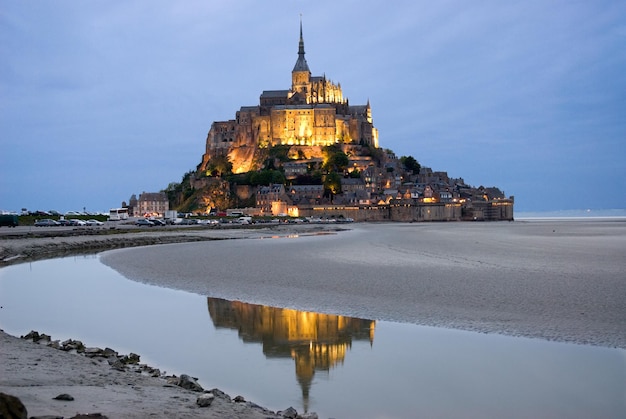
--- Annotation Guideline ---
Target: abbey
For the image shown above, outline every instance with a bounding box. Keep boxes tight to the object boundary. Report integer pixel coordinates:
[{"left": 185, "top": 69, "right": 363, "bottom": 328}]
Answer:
[
  {"left": 191, "top": 22, "right": 514, "bottom": 222},
  {"left": 200, "top": 22, "right": 379, "bottom": 174}
]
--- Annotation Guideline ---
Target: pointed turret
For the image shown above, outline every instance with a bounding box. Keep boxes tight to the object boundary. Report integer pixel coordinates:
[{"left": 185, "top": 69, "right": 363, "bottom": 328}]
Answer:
[
  {"left": 292, "top": 18, "right": 310, "bottom": 73},
  {"left": 292, "top": 17, "right": 311, "bottom": 100}
]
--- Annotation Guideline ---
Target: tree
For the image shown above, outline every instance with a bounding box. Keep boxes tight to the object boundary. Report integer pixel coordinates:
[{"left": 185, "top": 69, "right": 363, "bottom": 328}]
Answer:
[
  {"left": 249, "top": 169, "right": 285, "bottom": 186},
  {"left": 323, "top": 172, "right": 342, "bottom": 202},
  {"left": 348, "top": 168, "right": 361, "bottom": 179},
  {"left": 293, "top": 172, "right": 323, "bottom": 185},
  {"left": 400, "top": 155, "right": 421, "bottom": 174},
  {"left": 322, "top": 145, "right": 349, "bottom": 172},
  {"left": 206, "top": 155, "right": 233, "bottom": 177}
]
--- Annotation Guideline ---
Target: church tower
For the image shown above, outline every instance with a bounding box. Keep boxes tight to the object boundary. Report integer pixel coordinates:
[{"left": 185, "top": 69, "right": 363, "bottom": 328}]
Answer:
[{"left": 291, "top": 18, "right": 311, "bottom": 102}]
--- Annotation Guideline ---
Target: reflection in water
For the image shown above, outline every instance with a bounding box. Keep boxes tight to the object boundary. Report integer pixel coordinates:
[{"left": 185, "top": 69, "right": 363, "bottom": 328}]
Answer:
[{"left": 207, "top": 297, "right": 375, "bottom": 412}]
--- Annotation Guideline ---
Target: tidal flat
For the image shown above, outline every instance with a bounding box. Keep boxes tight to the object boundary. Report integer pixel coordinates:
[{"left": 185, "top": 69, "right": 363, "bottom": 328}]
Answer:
[{"left": 1, "top": 220, "right": 625, "bottom": 418}]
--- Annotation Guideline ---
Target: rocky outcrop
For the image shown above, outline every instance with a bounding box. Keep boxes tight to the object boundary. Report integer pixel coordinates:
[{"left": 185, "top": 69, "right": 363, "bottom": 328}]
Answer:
[
  {"left": 173, "top": 374, "right": 204, "bottom": 392},
  {"left": 0, "top": 392, "right": 27, "bottom": 419},
  {"left": 196, "top": 393, "right": 215, "bottom": 407}
]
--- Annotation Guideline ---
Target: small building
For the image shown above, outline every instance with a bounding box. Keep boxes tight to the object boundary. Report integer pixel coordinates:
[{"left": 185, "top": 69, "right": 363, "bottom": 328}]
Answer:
[
  {"left": 135, "top": 192, "right": 169, "bottom": 217},
  {"left": 256, "top": 184, "right": 290, "bottom": 214},
  {"left": 287, "top": 184, "right": 324, "bottom": 205}
]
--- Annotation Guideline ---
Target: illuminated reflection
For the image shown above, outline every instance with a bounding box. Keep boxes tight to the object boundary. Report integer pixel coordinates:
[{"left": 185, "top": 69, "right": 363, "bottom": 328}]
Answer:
[{"left": 207, "top": 298, "right": 375, "bottom": 411}]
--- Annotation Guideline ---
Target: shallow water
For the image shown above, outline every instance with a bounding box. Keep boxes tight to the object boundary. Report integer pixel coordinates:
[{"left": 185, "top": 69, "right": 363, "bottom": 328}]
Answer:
[{"left": 1, "top": 254, "right": 625, "bottom": 418}]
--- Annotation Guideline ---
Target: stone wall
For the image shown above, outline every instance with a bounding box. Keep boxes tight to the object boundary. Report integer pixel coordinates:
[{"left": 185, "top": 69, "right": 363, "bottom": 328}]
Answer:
[{"left": 298, "top": 200, "right": 513, "bottom": 222}]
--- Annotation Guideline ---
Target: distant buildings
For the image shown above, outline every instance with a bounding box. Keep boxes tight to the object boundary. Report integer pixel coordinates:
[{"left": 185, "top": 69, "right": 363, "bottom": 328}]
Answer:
[{"left": 125, "top": 192, "right": 169, "bottom": 217}]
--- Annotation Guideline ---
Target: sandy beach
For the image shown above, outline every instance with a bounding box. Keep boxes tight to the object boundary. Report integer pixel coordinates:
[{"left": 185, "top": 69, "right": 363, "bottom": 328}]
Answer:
[{"left": 1, "top": 220, "right": 625, "bottom": 418}]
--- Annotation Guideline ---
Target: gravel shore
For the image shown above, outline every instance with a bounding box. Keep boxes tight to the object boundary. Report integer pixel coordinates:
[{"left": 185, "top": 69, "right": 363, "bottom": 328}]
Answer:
[{"left": 1, "top": 224, "right": 337, "bottom": 419}]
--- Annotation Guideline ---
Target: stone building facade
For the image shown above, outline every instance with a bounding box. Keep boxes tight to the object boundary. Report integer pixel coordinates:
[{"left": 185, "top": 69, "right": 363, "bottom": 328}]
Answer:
[
  {"left": 200, "top": 21, "right": 379, "bottom": 174},
  {"left": 135, "top": 192, "right": 169, "bottom": 217}
]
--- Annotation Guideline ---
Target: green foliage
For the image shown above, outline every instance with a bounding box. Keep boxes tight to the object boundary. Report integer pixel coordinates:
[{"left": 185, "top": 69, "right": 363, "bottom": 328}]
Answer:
[
  {"left": 226, "top": 168, "right": 286, "bottom": 186},
  {"left": 263, "top": 144, "right": 292, "bottom": 169},
  {"left": 249, "top": 169, "right": 285, "bottom": 186},
  {"left": 322, "top": 145, "right": 349, "bottom": 172},
  {"left": 292, "top": 171, "right": 323, "bottom": 185},
  {"left": 362, "top": 145, "right": 384, "bottom": 165},
  {"left": 269, "top": 145, "right": 292, "bottom": 162},
  {"left": 165, "top": 170, "right": 196, "bottom": 209},
  {"left": 226, "top": 173, "right": 250, "bottom": 184},
  {"left": 205, "top": 155, "right": 233, "bottom": 177},
  {"left": 400, "top": 155, "right": 421, "bottom": 174},
  {"left": 323, "top": 172, "right": 342, "bottom": 198},
  {"left": 348, "top": 169, "right": 361, "bottom": 179}
]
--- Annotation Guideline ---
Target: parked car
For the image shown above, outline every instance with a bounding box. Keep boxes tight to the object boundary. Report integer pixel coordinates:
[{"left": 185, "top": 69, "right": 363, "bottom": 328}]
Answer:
[
  {"left": 69, "top": 219, "right": 87, "bottom": 226},
  {"left": 57, "top": 219, "right": 72, "bottom": 226},
  {"left": 135, "top": 218, "right": 154, "bottom": 226},
  {"left": 34, "top": 219, "right": 60, "bottom": 227},
  {"left": 85, "top": 219, "right": 104, "bottom": 226},
  {"left": 148, "top": 218, "right": 166, "bottom": 226}
]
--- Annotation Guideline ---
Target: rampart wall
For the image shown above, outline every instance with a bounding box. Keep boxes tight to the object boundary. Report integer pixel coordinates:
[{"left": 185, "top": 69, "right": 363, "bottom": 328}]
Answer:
[{"left": 298, "top": 200, "right": 513, "bottom": 222}]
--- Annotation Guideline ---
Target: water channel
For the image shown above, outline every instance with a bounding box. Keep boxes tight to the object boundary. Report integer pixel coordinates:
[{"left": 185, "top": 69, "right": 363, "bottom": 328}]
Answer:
[{"left": 1, "top": 253, "right": 624, "bottom": 418}]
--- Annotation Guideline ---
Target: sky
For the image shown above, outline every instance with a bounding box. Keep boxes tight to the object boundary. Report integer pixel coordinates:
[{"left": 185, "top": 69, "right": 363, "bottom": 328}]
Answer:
[{"left": 1, "top": 0, "right": 625, "bottom": 214}]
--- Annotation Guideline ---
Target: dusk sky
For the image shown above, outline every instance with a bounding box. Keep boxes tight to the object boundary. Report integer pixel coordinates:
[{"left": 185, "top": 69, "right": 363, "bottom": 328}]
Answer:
[{"left": 1, "top": 1, "right": 625, "bottom": 214}]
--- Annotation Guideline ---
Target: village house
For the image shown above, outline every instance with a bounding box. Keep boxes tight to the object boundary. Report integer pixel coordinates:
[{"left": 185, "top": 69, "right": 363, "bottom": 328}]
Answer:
[{"left": 135, "top": 192, "right": 169, "bottom": 217}]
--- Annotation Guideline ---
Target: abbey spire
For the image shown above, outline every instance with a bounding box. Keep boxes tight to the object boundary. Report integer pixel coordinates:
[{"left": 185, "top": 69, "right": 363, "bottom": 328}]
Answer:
[
  {"left": 292, "top": 18, "right": 310, "bottom": 73},
  {"left": 291, "top": 18, "right": 311, "bottom": 97}
]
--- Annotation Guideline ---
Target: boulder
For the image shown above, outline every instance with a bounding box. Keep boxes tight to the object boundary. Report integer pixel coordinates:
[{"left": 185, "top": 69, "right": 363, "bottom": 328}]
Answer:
[
  {"left": 209, "top": 388, "right": 231, "bottom": 402},
  {"left": 119, "top": 353, "right": 140, "bottom": 364},
  {"left": 102, "top": 347, "right": 118, "bottom": 358},
  {"left": 107, "top": 358, "right": 125, "bottom": 371},
  {"left": 233, "top": 395, "right": 246, "bottom": 403},
  {"left": 279, "top": 406, "right": 298, "bottom": 418},
  {"left": 0, "top": 392, "right": 27, "bottom": 419},
  {"left": 61, "top": 339, "right": 85, "bottom": 352},
  {"left": 21, "top": 330, "right": 40, "bottom": 341},
  {"left": 38, "top": 333, "right": 52, "bottom": 343},
  {"left": 196, "top": 393, "right": 215, "bottom": 407},
  {"left": 47, "top": 340, "right": 61, "bottom": 349},
  {"left": 176, "top": 374, "right": 204, "bottom": 392},
  {"left": 84, "top": 347, "right": 104, "bottom": 357},
  {"left": 127, "top": 352, "right": 141, "bottom": 364},
  {"left": 53, "top": 393, "right": 74, "bottom": 401}
]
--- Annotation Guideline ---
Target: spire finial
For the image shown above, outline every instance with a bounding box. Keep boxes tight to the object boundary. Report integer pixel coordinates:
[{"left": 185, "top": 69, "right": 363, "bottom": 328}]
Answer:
[
  {"left": 298, "top": 14, "right": 305, "bottom": 56},
  {"left": 293, "top": 14, "right": 310, "bottom": 73}
]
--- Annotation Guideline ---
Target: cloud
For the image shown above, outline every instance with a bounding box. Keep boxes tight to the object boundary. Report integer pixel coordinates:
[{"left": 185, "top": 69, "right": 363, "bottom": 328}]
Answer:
[{"left": 1, "top": 0, "right": 625, "bottom": 212}]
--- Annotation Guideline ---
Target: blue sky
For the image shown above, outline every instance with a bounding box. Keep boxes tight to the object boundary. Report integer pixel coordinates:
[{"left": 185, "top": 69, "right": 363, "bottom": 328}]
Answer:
[{"left": 1, "top": 1, "right": 625, "bottom": 213}]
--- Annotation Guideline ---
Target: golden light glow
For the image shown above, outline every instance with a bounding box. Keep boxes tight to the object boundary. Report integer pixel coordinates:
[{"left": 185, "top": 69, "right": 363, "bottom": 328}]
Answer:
[{"left": 207, "top": 297, "right": 376, "bottom": 410}]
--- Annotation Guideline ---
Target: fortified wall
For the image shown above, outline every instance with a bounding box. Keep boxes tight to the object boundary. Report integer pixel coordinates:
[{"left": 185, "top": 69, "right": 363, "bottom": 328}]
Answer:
[{"left": 297, "top": 200, "right": 514, "bottom": 222}]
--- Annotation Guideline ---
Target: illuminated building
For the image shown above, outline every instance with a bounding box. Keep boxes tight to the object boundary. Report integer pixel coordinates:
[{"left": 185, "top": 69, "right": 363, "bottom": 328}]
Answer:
[{"left": 200, "top": 20, "right": 379, "bottom": 174}]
